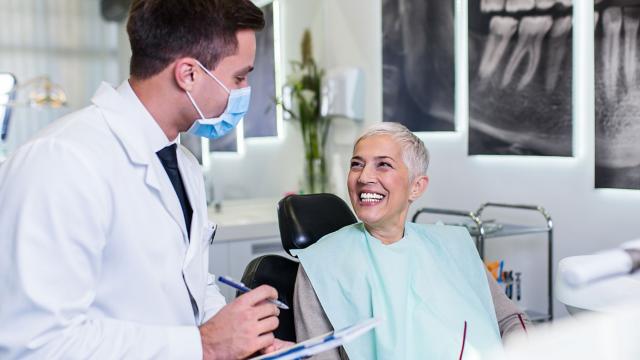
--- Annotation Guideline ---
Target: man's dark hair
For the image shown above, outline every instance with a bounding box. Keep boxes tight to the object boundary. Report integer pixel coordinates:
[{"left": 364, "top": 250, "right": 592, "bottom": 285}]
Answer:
[{"left": 127, "top": 0, "right": 265, "bottom": 79}]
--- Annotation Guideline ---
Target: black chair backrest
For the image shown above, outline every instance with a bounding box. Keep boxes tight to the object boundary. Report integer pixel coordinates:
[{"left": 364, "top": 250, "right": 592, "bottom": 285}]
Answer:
[
  {"left": 239, "top": 254, "right": 299, "bottom": 342},
  {"left": 277, "top": 193, "right": 358, "bottom": 255}
]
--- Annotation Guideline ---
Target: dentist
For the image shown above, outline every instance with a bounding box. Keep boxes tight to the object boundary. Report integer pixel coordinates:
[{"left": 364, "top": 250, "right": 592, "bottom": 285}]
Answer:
[{"left": 0, "top": 0, "right": 286, "bottom": 358}]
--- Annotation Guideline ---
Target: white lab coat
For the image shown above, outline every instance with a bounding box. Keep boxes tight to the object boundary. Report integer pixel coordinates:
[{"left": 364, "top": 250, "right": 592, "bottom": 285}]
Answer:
[{"left": 0, "top": 81, "right": 226, "bottom": 359}]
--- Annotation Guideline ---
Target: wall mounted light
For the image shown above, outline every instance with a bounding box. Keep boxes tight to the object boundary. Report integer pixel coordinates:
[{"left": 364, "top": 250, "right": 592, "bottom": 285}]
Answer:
[
  {"left": 0, "top": 73, "right": 17, "bottom": 142},
  {"left": 0, "top": 73, "right": 68, "bottom": 162},
  {"left": 3, "top": 75, "right": 68, "bottom": 109}
]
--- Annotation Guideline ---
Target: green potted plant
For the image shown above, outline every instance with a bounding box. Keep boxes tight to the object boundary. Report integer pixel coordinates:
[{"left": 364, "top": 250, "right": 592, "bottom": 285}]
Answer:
[{"left": 282, "top": 29, "right": 330, "bottom": 194}]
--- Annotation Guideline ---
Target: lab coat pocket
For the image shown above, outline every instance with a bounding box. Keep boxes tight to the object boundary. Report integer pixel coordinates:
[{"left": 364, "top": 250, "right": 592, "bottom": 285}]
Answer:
[{"left": 203, "top": 221, "right": 217, "bottom": 246}]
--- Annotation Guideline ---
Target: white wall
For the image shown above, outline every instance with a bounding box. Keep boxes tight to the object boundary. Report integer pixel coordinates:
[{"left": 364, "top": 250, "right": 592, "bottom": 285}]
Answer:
[
  {"left": 208, "top": 0, "right": 325, "bottom": 200},
  {"left": 320, "top": 0, "right": 640, "bottom": 318},
  {"left": 84, "top": 0, "right": 640, "bottom": 320}
]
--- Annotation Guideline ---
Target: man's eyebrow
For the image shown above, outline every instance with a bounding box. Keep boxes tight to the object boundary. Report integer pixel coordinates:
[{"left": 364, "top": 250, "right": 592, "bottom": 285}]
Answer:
[{"left": 234, "top": 66, "right": 254, "bottom": 76}]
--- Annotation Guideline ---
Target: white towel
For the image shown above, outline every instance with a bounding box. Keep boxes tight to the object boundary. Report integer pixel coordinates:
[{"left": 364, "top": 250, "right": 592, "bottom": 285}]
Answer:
[
  {"left": 621, "top": 238, "right": 640, "bottom": 251},
  {"left": 559, "top": 250, "right": 633, "bottom": 287}
]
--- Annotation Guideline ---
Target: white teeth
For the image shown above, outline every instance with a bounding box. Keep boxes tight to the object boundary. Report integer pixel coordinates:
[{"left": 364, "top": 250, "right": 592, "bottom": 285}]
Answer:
[
  {"left": 545, "top": 15, "right": 572, "bottom": 92},
  {"left": 360, "top": 192, "right": 384, "bottom": 201},
  {"left": 478, "top": 16, "right": 519, "bottom": 80},
  {"left": 501, "top": 16, "right": 553, "bottom": 90},
  {"left": 505, "top": 0, "right": 535, "bottom": 13},
  {"left": 623, "top": 7, "right": 640, "bottom": 91},
  {"left": 603, "top": 7, "right": 622, "bottom": 101},
  {"left": 535, "top": 0, "right": 555, "bottom": 10},
  {"left": 483, "top": 0, "right": 572, "bottom": 12},
  {"left": 481, "top": 0, "right": 506, "bottom": 13},
  {"left": 550, "top": 14, "right": 573, "bottom": 37}
]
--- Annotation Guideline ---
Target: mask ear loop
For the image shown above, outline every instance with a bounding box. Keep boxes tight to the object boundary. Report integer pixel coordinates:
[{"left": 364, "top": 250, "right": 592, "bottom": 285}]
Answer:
[
  {"left": 195, "top": 60, "right": 230, "bottom": 94},
  {"left": 185, "top": 91, "right": 207, "bottom": 120}
]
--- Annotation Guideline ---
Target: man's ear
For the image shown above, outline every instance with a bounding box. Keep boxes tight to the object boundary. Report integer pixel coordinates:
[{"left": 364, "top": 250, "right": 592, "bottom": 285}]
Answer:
[
  {"left": 408, "top": 175, "right": 429, "bottom": 202},
  {"left": 174, "top": 58, "right": 198, "bottom": 92}
]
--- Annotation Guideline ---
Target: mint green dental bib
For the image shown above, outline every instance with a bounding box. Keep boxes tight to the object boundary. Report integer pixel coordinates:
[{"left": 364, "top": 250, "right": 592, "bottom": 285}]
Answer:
[{"left": 292, "top": 223, "right": 502, "bottom": 359}]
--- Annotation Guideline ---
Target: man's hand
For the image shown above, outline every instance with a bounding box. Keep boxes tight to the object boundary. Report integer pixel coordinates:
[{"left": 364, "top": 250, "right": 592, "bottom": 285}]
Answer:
[
  {"left": 261, "top": 338, "right": 295, "bottom": 354},
  {"left": 199, "top": 285, "right": 280, "bottom": 360}
]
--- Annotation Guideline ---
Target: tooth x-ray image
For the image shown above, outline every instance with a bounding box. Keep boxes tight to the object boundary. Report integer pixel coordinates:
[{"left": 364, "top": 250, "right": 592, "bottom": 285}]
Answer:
[
  {"left": 595, "top": 2, "right": 640, "bottom": 189},
  {"left": 244, "top": 2, "right": 277, "bottom": 138},
  {"left": 468, "top": 1, "right": 573, "bottom": 156},
  {"left": 382, "top": 0, "right": 455, "bottom": 132}
]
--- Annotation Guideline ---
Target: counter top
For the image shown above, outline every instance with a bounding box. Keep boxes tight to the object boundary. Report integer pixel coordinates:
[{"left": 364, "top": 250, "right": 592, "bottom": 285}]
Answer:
[{"left": 207, "top": 198, "right": 280, "bottom": 242}]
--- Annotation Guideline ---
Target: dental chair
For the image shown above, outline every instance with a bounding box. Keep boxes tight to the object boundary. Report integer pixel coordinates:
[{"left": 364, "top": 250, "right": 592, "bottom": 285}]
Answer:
[{"left": 238, "top": 193, "right": 357, "bottom": 341}]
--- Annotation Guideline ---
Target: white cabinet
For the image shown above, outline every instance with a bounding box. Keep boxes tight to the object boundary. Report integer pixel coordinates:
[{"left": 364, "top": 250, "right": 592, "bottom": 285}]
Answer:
[
  {"left": 206, "top": 199, "right": 290, "bottom": 303},
  {"left": 209, "top": 223, "right": 290, "bottom": 303}
]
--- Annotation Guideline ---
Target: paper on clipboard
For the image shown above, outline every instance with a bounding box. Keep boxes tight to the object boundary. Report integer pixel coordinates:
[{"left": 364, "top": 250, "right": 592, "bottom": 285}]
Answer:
[{"left": 251, "top": 317, "right": 381, "bottom": 360}]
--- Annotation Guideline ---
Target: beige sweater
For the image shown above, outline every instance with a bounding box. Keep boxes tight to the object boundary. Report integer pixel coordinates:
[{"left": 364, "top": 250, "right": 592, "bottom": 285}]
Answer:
[{"left": 293, "top": 266, "right": 529, "bottom": 360}]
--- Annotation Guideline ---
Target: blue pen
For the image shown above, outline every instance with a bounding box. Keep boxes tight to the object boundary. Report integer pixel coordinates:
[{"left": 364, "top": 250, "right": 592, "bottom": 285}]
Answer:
[
  {"left": 497, "top": 260, "right": 504, "bottom": 283},
  {"left": 217, "top": 276, "right": 290, "bottom": 310}
]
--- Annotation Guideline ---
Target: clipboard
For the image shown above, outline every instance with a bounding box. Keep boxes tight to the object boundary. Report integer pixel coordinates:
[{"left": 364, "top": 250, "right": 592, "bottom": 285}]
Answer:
[{"left": 251, "top": 317, "right": 381, "bottom": 360}]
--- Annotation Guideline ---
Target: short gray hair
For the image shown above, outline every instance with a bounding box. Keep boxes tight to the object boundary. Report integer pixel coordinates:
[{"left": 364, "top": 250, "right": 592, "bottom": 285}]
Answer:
[{"left": 354, "top": 122, "right": 429, "bottom": 180}]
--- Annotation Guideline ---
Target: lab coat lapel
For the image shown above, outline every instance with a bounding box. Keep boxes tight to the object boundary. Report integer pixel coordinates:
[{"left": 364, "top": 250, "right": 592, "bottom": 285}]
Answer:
[
  {"left": 177, "top": 146, "right": 206, "bottom": 320},
  {"left": 151, "top": 158, "right": 190, "bottom": 243},
  {"left": 177, "top": 146, "right": 202, "bottom": 254},
  {"left": 92, "top": 82, "right": 189, "bottom": 244}
]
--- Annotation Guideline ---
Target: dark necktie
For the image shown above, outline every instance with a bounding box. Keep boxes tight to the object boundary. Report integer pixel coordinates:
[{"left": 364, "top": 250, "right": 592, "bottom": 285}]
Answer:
[
  {"left": 157, "top": 144, "right": 199, "bottom": 321},
  {"left": 156, "top": 144, "right": 193, "bottom": 238}
]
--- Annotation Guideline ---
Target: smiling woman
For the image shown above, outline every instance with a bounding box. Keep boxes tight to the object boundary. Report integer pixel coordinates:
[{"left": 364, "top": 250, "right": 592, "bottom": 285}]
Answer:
[
  {"left": 290, "top": 122, "right": 530, "bottom": 359},
  {"left": 347, "top": 123, "right": 429, "bottom": 244}
]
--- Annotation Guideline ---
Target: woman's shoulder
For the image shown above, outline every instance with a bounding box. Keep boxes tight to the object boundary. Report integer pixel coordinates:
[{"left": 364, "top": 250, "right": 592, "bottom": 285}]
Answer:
[
  {"left": 409, "top": 222, "right": 483, "bottom": 263},
  {"left": 322, "top": 222, "right": 364, "bottom": 241},
  {"left": 292, "top": 222, "right": 365, "bottom": 257},
  {"left": 409, "top": 222, "right": 472, "bottom": 239},
  {"left": 409, "top": 222, "right": 477, "bottom": 250}
]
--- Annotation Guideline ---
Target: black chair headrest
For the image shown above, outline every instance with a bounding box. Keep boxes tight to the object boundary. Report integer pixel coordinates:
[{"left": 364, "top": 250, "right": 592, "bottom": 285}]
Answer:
[
  {"left": 239, "top": 255, "right": 299, "bottom": 342},
  {"left": 278, "top": 193, "right": 357, "bottom": 256}
]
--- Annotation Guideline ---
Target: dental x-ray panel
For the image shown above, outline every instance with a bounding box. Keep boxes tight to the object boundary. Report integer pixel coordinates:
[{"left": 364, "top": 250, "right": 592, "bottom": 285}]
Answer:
[
  {"left": 243, "top": 2, "right": 277, "bottom": 138},
  {"left": 595, "top": 0, "right": 640, "bottom": 189},
  {"left": 382, "top": 0, "right": 455, "bottom": 131},
  {"left": 468, "top": 0, "right": 573, "bottom": 156},
  {"left": 180, "top": 128, "right": 238, "bottom": 160},
  {"left": 207, "top": 128, "right": 239, "bottom": 153},
  {"left": 200, "top": 1, "right": 276, "bottom": 153},
  {"left": 179, "top": 133, "right": 204, "bottom": 165}
]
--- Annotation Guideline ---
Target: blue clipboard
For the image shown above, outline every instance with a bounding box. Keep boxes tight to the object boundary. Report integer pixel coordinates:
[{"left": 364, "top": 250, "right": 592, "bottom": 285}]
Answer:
[{"left": 251, "top": 317, "right": 381, "bottom": 360}]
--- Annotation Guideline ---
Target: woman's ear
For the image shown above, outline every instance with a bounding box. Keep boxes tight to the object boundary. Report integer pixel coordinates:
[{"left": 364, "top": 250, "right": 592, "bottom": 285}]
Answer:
[
  {"left": 174, "top": 58, "right": 198, "bottom": 92},
  {"left": 409, "top": 175, "right": 429, "bottom": 202}
]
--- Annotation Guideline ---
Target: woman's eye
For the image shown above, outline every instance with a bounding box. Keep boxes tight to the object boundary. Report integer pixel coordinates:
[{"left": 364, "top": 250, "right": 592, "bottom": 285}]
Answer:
[
  {"left": 235, "top": 76, "right": 246, "bottom": 84},
  {"left": 350, "top": 161, "right": 363, "bottom": 168},
  {"left": 378, "top": 162, "right": 392, "bottom": 168}
]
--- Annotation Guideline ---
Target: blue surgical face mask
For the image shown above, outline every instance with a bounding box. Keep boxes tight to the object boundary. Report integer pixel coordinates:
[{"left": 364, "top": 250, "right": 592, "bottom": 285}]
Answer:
[{"left": 185, "top": 60, "right": 251, "bottom": 139}]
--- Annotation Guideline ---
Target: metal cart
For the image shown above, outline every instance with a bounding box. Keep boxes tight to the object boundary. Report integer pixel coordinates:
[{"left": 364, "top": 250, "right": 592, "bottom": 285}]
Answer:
[{"left": 412, "top": 202, "right": 553, "bottom": 323}]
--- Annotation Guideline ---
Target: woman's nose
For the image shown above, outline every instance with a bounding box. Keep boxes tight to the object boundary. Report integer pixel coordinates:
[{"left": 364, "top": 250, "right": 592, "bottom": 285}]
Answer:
[{"left": 357, "top": 165, "right": 376, "bottom": 184}]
